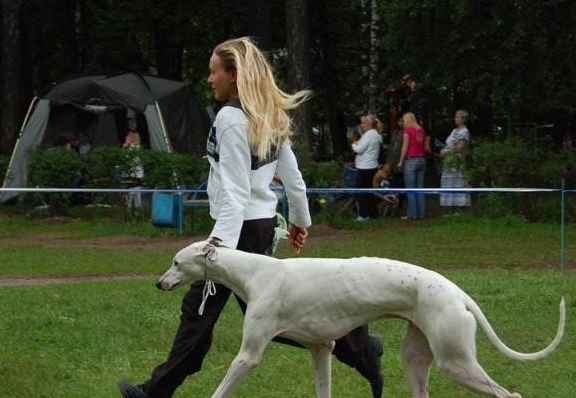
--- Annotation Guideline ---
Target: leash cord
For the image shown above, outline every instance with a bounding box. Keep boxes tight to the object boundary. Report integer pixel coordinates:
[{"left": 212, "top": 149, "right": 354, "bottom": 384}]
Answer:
[{"left": 198, "top": 279, "right": 216, "bottom": 316}]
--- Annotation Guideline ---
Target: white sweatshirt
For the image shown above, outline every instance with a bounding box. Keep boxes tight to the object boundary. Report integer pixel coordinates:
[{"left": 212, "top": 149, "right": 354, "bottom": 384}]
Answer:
[
  {"left": 352, "top": 128, "right": 382, "bottom": 169},
  {"left": 206, "top": 103, "right": 311, "bottom": 249}
]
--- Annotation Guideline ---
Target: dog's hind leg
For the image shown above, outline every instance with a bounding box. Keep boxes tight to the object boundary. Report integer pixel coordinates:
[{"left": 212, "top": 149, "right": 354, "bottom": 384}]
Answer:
[
  {"left": 401, "top": 322, "right": 433, "bottom": 398},
  {"left": 430, "top": 310, "right": 522, "bottom": 398},
  {"left": 306, "top": 341, "right": 335, "bottom": 398}
]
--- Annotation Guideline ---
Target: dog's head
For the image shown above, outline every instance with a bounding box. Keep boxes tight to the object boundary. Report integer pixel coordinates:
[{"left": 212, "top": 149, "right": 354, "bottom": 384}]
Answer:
[{"left": 156, "top": 240, "right": 218, "bottom": 291}]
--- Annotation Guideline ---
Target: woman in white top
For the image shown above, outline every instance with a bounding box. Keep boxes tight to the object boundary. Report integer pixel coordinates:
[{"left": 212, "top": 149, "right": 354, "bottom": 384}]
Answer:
[
  {"left": 352, "top": 114, "right": 383, "bottom": 220},
  {"left": 119, "top": 37, "right": 383, "bottom": 398}
]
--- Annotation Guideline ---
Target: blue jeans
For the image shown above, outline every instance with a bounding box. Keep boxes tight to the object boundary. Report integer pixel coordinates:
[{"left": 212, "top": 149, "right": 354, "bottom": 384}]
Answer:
[{"left": 403, "top": 157, "right": 426, "bottom": 219}]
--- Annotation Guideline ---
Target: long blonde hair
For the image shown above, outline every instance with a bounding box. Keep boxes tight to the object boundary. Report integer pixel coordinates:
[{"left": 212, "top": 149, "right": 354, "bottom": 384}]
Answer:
[
  {"left": 213, "top": 37, "right": 312, "bottom": 159},
  {"left": 402, "top": 112, "right": 421, "bottom": 129}
]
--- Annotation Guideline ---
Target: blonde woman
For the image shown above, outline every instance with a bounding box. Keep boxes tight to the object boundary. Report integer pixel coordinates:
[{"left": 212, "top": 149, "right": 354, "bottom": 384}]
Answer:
[
  {"left": 352, "top": 114, "right": 383, "bottom": 220},
  {"left": 398, "top": 112, "right": 429, "bottom": 219},
  {"left": 119, "top": 37, "right": 383, "bottom": 398}
]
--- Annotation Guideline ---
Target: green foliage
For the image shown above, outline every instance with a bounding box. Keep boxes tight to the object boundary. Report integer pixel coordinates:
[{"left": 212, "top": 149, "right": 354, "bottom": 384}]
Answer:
[
  {"left": 466, "top": 139, "right": 576, "bottom": 221},
  {"left": 84, "top": 147, "right": 208, "bottom": 189},
  {"left": 139, "top": 150, "right": 209, "bottom": 188},
  {"left": 27, "top": 147, "right": 208, "bottom": 214},
  {"left": 5, "top": 0, "right": 576, "bottom": 160},
  {"left": 377, "top": 0, "right": 576, "bottom": 137},
  {"left": 28, "top": 147, "right": 86, "bottom": 213},
  {"left": 467, "top": 138, "right": 575, "bottom": 188},
  {"left": 29, "top": 148, "right": 85, "bottom": 188},
  {"left": 83, "top": 147, "right": 129, "bottom": 187},
  {"left": 301, "top": 161, "right": 343, "bottom": 188}
]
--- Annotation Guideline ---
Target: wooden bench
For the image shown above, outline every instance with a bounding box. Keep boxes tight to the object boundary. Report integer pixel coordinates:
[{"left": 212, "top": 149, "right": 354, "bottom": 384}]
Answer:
[{"left": 176, "top": 181, "right": 210, "bottom": 236}]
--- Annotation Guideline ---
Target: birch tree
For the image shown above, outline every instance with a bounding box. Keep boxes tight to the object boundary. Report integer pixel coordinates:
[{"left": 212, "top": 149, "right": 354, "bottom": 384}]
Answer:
[
  {"left": 286, "top": 0, "right": 311, "bottom": 143},
  {"left": 360, "top": 0, "right": 380, "bottom": 116}
]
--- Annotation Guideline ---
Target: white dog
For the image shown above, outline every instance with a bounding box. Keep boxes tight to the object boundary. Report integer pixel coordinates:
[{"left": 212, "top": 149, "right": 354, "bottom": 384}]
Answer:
[{"left": 157, "top": 241, "right": 565, "bottom": 398}]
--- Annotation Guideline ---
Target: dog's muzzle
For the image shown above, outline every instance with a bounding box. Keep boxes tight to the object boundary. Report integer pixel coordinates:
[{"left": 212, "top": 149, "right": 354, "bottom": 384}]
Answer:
[{"left": 155, "top": 279, "right": 180, "bottom": 291}]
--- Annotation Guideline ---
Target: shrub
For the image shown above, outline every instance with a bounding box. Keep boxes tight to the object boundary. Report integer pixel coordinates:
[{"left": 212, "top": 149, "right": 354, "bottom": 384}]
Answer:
[
  {"left": 83, "top": 147, "right": 208, "bottom": 189},
  {"left": 301, "top": 161, "right": 343, "bottom": 188},
  {"left": 139, "top": 150, "right": 208, "bottom": 188},
  {"left": 83, "top": 147, "right": 129, "bottom": 188},
  {"left": 28, "top": 147, "right": 87, "bottom": 213},
  {"left": 467, "top": 139, "right": 576, "bottom": 221},
  {"left": 27, "top": 147, "right": 209, "bottom": 214}
]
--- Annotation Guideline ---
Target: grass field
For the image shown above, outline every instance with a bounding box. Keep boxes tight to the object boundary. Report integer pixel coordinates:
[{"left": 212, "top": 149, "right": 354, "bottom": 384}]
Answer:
[{"left": 0, "top": 211, "right": 574, "bottom": 398}]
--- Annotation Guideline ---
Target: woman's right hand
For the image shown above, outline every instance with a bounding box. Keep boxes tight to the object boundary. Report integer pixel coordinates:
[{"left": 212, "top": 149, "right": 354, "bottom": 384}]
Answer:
[{"left": 288, "top": 224, "right": 308, "bottom": 254}]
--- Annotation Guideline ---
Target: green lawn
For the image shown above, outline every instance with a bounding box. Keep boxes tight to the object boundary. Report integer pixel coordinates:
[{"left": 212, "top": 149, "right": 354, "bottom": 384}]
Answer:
[{"left": 0, "top": 213, "right": 574, "bottom": 397}]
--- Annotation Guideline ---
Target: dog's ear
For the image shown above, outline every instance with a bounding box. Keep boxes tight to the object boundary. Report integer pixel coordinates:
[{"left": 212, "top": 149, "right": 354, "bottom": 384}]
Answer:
[{"left": 202, "top": 243, "right": 218, "bottom": 262}]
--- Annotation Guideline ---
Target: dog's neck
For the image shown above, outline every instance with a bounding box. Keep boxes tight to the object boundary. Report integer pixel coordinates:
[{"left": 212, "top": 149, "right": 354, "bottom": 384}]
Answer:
[
  {"left": 202, "top": 247, "right": 275, "bottom": 303},
  {"left": 202, "top": 248, "right": 248, "bottom": 302}
]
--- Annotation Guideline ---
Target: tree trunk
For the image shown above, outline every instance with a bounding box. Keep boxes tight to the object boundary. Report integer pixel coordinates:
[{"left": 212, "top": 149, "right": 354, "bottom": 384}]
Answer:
[
  {"left": 246, "top": 0, "right": 272, "bottom": 51},
  {"left": 318, "top": 3, "right": 348, "bottom": 158},
  {"left": 360, "top": 0, "right": 380, "bottom": 116},
  {"left": 286, "top": 0, "right": 311, "bottom": 144},
  {"left": 0, "top": 0, "right": 25, "bottom": 156},
  {"left": 154, "top": 25, "right": 184, "bottom": 80},
  {"left": 152, "top": 3, "right": 186, "bottom": 80}
]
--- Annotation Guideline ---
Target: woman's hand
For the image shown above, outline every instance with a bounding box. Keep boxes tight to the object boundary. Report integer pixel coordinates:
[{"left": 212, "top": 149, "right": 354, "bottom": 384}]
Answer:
[{"left": 288, "top": 224, "right": 308, "bottom": 254}]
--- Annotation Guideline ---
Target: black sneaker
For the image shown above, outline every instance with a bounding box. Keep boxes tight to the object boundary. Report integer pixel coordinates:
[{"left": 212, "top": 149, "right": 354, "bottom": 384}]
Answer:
[
  {"left": 368, "top": 371, "right": 384, "bottom": 398},
  {"left": 118, "top": 379, "right": 148, "bottom": 398}
]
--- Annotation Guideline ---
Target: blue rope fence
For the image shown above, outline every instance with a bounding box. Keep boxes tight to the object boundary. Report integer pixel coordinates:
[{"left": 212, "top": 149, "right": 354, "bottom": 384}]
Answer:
[{"left": 0, "top": 186, "right": 570, "bottom": 195}]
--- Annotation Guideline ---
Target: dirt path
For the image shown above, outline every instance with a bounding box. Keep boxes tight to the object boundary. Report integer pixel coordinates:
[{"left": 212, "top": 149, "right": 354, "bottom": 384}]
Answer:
[
  {"left": 0, "top": 224, "right": 358, "bottom": 286},
  {"left": 0, "top": 223, "right": 352, "bottom": 250},
  {"left": 0, "top": 274, "right": 155, "bottom": 286}
]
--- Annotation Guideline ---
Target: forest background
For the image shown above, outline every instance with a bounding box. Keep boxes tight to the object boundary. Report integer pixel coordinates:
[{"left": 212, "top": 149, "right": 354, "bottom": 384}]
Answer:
[{"left": 1, "top": 0, "right": 575, "bottom": 161}]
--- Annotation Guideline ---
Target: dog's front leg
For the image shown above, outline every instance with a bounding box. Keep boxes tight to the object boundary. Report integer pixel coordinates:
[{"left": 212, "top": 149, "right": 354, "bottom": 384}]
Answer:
[
  {"left": 209, "top": 319, "right": 276, "bottom": 398},
  {"left": 306, "top": 341, "right": 335, "bottom": 398}
]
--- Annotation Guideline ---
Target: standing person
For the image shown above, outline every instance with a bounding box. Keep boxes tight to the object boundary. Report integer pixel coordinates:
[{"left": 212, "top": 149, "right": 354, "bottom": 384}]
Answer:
[
  {"left": 118, "top": 37, "right": 383, "bottom": 398},
  {"left": 386, "top": 117, "right": 406, "bottom": 213},
  {"left": 440, "top": 110, "right": 471, "bottom": 215},
  {"left": 75, "top": 132, "right": 92, "bottom": 156},
  {"left": 352, "top": 114, "right": 383, "bottom": 221},
  {"left": 122, "top": 128, "right": 144, "bottom": 208},
  {"left": 398, "top": 112, "right": 428, "bottom": 219}
]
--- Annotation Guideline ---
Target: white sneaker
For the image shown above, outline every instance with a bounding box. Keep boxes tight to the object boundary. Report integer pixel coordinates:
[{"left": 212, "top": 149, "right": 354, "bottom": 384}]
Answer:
[{"left": 356, "top": 216, "right": 368, "bottom": 222}]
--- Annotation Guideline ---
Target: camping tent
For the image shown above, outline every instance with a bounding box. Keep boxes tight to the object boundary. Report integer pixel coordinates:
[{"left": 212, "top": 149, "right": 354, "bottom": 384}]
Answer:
[{"left": 0, "top": 72, "right": 211, "bottom": 203}]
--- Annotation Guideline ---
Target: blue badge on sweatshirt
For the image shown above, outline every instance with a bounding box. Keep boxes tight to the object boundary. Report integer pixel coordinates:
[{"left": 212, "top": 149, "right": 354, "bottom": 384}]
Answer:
[{"left": 207, "top": 126, "right": 217, "bottom": 159}]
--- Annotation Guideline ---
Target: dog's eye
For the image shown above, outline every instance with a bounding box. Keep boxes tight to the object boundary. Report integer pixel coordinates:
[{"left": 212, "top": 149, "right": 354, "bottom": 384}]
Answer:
[{"left": 173, "top": 260, "right": 180, "bottom": 269}]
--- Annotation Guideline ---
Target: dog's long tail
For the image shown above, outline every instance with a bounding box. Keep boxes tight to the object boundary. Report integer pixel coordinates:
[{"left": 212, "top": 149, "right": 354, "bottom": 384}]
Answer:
[{"left": 467, "top": 296, "right": 565, "bottom": 361}]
